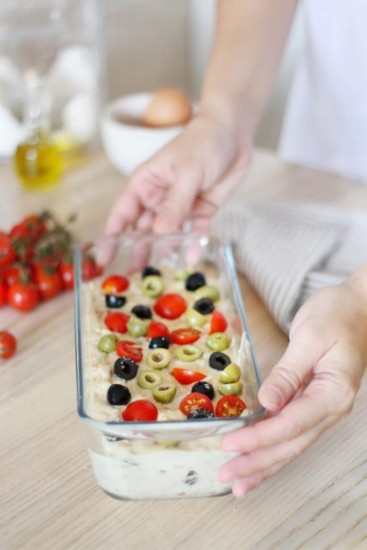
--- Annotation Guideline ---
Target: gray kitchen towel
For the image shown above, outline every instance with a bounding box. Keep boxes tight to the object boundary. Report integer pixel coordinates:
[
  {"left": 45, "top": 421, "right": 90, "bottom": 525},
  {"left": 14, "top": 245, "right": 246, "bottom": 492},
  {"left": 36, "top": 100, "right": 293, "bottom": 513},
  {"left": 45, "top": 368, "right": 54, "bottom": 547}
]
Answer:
[{"left": 213, "top": 201, "right": 367, "bottom": 333}]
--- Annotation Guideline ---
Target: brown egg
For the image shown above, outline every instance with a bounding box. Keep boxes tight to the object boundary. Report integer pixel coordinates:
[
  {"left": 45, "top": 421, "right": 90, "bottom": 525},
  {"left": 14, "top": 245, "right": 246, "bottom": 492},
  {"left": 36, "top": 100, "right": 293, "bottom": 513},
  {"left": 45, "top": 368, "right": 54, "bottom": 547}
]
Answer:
[{"left": 143, "top": 88, "right": 192, "bottom": 128}]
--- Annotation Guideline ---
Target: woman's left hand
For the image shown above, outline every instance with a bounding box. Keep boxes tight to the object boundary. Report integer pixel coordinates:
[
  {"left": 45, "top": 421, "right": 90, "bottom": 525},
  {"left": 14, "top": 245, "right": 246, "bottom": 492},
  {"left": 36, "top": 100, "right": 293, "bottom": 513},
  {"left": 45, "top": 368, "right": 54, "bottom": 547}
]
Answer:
[{"left": 219, "top": 281, "right": 367, "bottom": 497}]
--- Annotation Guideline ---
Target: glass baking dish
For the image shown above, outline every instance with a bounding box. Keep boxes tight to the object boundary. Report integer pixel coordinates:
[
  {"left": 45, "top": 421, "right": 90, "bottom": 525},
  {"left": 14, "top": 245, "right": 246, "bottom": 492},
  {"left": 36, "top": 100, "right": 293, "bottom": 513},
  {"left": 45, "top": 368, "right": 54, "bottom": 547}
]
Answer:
[{"left": 74, "top": 232, "right": 264, "bottom": 500}]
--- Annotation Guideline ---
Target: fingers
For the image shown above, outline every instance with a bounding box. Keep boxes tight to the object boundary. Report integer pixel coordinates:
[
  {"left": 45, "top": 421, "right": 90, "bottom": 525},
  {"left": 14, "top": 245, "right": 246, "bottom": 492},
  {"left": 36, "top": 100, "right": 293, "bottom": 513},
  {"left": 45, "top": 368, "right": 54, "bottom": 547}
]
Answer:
[
  {"left": 104, "top": 190, "right": 142, "bottom": 235},
  {"left": 231, "top": 460, "right": 287, "bottom": 498},
  {"left": 258, "top": 327, "right": 326, "bottom": 411}
]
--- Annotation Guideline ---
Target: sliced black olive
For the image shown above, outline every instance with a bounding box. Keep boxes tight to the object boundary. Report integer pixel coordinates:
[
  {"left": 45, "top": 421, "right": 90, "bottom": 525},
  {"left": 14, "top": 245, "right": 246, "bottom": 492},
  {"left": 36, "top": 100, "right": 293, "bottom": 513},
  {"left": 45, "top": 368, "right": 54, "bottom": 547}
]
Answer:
[
  {"left": 188, "top": 409, "right": 215, "bottom": 419},
  {"left": 114, "top": 357, "right": 139, "bottom": 380},
  {"left": 131, "top": 304, "right": 152, "bottom": 319},
  {"left": 191, "top": 381, "right": 215, "bottom": 400},
  {"left": 142, "top": 266, "right": 161, "bottom": 279},
  {"left": 107, "top": 384, "right": 131, "bottom": 405},
  {"left": 148, "top": 336, "right": 170, "bottom": 349},
  {"left": 185, "top": 272, "right": 206, "bottom": 291},
  {"left": 105, "top": 294, "right": 126, "bottom": 308},
  {"left": 193, "top": 297, "right": 214, "bottom": 315},
  {"left": 208, "top": 351, "right": 231, "bottom": 371}
]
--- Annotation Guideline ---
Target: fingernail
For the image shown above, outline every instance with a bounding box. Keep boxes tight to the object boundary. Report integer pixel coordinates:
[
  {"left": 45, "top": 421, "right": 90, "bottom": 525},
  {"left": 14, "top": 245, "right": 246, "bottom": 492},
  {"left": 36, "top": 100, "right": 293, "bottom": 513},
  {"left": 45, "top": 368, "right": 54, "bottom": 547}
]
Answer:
[{"left": 260, "top": 386, "right": 283, "bottom": 409}]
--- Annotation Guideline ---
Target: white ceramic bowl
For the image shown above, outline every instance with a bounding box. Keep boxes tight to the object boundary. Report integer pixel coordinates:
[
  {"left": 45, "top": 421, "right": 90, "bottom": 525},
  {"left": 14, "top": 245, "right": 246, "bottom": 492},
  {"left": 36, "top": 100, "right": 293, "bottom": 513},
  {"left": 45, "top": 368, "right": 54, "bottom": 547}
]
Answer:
[{"left": 101, "top": 92, "right": 185, "bottom": 176}]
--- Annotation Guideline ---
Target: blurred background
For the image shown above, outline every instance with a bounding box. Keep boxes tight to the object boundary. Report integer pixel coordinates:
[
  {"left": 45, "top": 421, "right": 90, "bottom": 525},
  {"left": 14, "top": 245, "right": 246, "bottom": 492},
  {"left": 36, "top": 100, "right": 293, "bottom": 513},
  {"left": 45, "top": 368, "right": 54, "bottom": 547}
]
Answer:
[{"left": 104, "top": 0, "right": 303, "bottom": 151}]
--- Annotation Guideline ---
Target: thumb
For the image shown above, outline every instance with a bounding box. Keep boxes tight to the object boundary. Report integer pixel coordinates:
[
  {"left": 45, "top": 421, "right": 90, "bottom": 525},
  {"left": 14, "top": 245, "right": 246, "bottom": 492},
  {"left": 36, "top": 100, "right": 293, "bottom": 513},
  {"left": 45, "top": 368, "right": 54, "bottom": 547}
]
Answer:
[
  {"left": 258, "top": 331, "right": 322, "bottom": 411},
  {"left": 153, "top": 171, "right": 202, "bottom": 234}
]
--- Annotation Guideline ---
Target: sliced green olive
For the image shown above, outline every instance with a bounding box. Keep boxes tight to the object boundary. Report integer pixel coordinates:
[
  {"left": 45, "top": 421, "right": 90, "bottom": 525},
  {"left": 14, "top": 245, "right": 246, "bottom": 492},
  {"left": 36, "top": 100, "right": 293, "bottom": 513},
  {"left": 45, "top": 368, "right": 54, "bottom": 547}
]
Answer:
[
  {"left": 127, "top": 316, "right": 148, "bottom": 338},
  {"left": 175, "top": 344, "right": 202, "bottom": 362},
  {"left": 185, "top": 308, "right": 207, "bottom": 328},
  {"left": 97, "top": 334, "right": 118, "bottom": 353},
  {"left": 137, "top": 370, "right": 162, "bottom": 389},
  {"left": 219, "top": 363, "right": 241, "bottom": 383},
  {"left": 218, "top": 382, "right": 243, "bottom": 396},
  {"left": 206, "top": 332, "right": 231, "bottom": 352},
  {"left": 146, "top": 348, "right": 171, "bottom": 369},
  {"left": 142, "top": 275, "right": 164, "bottom": 298},
  {"left": 158, "top": 440, "right": 179, "bottom": 448},
  {"left": 194, "top": 285, "right": 220, "bottom": 302},
  {"left": 152, "top": 382, "right": 177, "bottom": 403},
  {"left": 174, "top": 268, "right": 191, "bottom": 281}
]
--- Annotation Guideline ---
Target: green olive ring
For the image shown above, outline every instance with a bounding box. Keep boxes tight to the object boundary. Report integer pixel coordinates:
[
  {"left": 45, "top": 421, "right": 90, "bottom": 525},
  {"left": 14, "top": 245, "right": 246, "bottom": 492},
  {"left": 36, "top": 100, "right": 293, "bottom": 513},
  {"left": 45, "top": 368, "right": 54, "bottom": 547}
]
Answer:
[
  {"left": 137, "top": 370, "right": 163, "bottom": 389},
  {"left": 146, "top": 348, "right": 171, "bottom": 369},
  {"left": 127, "top": 316, "right": 148, "bottom": 338},
  {"left": 152, "top": 382, "right": 177, "bottom": 403},
  {"left": 218, "top": 382, "right": 243, "bottom": 396},
  {"left": 175, "top": 344, "right": 203, "bottom": 362},
  {"left": 206, "top": 332, "right": 231, "bottom": 352},
  {"left": 142, "top": 275, "right": 164, "bottom": 298},
  {"left": 219, "top": 363, "right": 241, "bottom": 383},
  {"left": 194, "top": 285, "right": 220, "bottom": 302}
]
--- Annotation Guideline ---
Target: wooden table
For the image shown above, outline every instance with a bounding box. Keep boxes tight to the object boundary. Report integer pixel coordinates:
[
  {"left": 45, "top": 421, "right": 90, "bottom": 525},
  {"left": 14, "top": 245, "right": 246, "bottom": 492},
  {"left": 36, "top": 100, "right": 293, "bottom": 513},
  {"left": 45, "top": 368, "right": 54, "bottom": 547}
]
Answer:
[{"left": 1, "top": 151, "right": 367, "bottom": 550}]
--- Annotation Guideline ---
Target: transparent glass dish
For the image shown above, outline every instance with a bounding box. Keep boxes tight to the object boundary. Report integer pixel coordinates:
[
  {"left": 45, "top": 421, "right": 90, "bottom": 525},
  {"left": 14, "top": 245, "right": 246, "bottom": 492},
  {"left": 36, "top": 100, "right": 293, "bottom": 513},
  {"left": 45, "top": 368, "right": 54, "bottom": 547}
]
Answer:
[{"left": 74, "top": 233, "right": 265, "bottom": 500}]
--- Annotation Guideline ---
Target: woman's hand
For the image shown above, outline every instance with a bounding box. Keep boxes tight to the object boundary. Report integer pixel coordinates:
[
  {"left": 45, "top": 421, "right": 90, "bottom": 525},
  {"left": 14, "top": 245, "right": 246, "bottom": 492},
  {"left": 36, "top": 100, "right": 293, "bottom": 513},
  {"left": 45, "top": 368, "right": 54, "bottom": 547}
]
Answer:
[
  {"left": 105, "top": 112, "right": 251, "bottom": 236},
  {"left": 220, "top": 281, "right": 367, "bottom": 497}
]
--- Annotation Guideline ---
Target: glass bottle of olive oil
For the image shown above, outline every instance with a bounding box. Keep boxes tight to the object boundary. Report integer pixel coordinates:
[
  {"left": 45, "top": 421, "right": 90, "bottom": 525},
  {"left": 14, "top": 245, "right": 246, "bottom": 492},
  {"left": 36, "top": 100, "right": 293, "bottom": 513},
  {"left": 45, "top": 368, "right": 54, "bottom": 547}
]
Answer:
[{"left": 14, "top": 70, "right": 64, "bottom": 191}]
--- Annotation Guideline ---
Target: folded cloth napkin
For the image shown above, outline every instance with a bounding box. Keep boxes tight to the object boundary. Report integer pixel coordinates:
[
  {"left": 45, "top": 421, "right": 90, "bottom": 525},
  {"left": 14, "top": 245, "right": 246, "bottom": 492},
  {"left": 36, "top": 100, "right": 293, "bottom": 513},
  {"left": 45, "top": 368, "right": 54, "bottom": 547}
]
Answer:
[{"left": 213, "top": 201, "right": 367, "bottom": 333}]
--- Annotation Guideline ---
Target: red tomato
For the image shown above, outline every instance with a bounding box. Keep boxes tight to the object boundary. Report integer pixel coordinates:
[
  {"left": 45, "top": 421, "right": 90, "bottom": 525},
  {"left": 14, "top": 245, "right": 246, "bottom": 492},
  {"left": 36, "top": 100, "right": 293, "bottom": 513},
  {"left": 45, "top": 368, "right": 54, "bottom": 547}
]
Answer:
[
  {"left": 147, "top": 321, "right": 170, "bottom": 340},
  {"left": 209, "top": 310, "right": 228, "bottom": 335},
  {"left": 32, "top": 263, "right": 62, "bottom": 301},
  {"left": 172, "top": 368, "right": 206, "bottom": 385},
  {"left": 57, "top": 261, "right": 74, "bottom": 290},
  {"left": 0, "top": 331, "right": 17, "bottom": 359},
  {"left": 105, "top": 312, "right": 129, "bottom": 333},
  {"left": 116, "top": 340, "right": 143, "bottom": 362},
  {"left": 3, "top": 264, "right": 30, "bottom": 287},
  {"left": 122, "top": 400, "right": 158, "bottom": 422},
  {"left": 171, "top": 327, "right": 201, "bottom": 345},
  {"left": 0, "top": 280, "right": 7, "bottom": 307},
  {"left": 215, "top": 395, "right": 247, "bottom": 418},
  {"left": 179, "top": 392, "right": 214, "bottom": 416},
  {"left": 8, "top": 282, "right": 39, "bottom": 312},
  {"left": 101, "top": 274, "right": 129, "bottom": 294},
  {"left": 10, "top": 214, "right": 46, "bottom": 243},
  {"left": 0, "top": 232, "right": 16, "bottom": 268},
  {"left": 153, "top": 293, "right": 187, "bottom": 320},
  {"left": 82, "top": 257, "right": 100, "bottom": 281}
]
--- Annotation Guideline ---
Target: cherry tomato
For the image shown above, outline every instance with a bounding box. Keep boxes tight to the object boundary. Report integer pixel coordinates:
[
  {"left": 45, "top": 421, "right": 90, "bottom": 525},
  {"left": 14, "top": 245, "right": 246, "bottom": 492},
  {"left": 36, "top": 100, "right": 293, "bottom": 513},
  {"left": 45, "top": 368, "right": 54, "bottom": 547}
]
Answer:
[
  {"left": 32, "top": 263, "right": 62, "bottom": 301},
  {"left": 172, "top": 368, "right": 206, "bottom": 385},
  {"left": 105, "top": 312, "right": 129, "bottom": 333},
  {"left": 0, "top": 232, "right": 16, "bottom": 268},
  {"left": 122, "top": 400, "right": 158, "bottom": 421},
  {"left": 209, "top": 310, "right": 228, "bottom": 335},
  {"left": 215, "top": 395, "right": 247, "bottom": 418},
  {"left": 0, "top": 280, "right": 7, "bottom": 307},
  {"left": 116, "top": 340, "right": 143, "bottom": 362},
  {"left": 10, "top": 214, "right": 46, "bottom": 243},
  {"left": 153, "top": 293, "right": 187, "bottom": 320},
  {"left": 101, "top": 274, "right": 129, "bottom": 294},
  {"left": 0, "top": 331, "right": 17, "bottom": 359},
  {"left": 171, "top": 327, "right": 201, "bottom": 345},
  {"left": 82, "top": 257, "right": 101, "bottom": 281},
  {"left": 147, "top": 321, "right": 170, "bottom": 340},
  {"left": 57, "top": 261, "right": 74, "bottom": 290},
  {"left": 8, "top": 282, "right": 39, "bottom": 312},
  {"left": 179, "top": 392, "right": 214, "bottom": 416},
  {"left": 2, "top": 264, "right": 30, "bottom": 287}
]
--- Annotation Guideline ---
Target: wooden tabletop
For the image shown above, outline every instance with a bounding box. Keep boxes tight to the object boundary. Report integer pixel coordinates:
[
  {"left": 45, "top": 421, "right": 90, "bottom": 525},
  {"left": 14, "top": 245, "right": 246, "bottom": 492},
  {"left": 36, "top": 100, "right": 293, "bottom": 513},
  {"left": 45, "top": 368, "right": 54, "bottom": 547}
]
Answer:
[{"left": 1, "top": 150, "right": 367, "bottom": 550}]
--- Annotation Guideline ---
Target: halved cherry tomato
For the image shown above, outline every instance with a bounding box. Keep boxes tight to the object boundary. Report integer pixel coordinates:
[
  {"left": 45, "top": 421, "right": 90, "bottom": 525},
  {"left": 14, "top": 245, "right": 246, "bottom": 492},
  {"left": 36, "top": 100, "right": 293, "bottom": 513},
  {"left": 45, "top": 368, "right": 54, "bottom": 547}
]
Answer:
[
  {"left": 209, "top": 310, "right": 228, "bottom": 335},
  {"left": 57, "top": 261, "right": 74, "bottom": 290},
  {"left": 31, "top": 263, "right": 62, "bottom": 301},
  {"left": 0, "top": 232, "right": 16, "bottom": 268},
  {"left": 0, "top": 331, "right": 17, "bottom": 359},
  {"left": 179, "top": 392, "right": 214, "bottom": 416},
  {"left": 171, "top": 327, "right": 201, "bottom": 345},
  {"left": 105, "top": 312, "right": 129, "bottom": 333},
  {"left": 215, "top": 395, "right": 247, "bottom": 418},
  {"left": 122, "top": 400, "right": 158, "bottom": 422},
  {"left": 172, "top": 368, "right": 206, "bottom": 385},
  {"left": 8, "top": 282, "right": 39, "bottom": 312},
  {"left": 0, "top": 281, "right": 7, "bottom": 307},
  {"left": 154, "top": 293, "right": 187, "bottom": 320},
  {"left": 147, "top": 321, "right": 170, "bottom": 340},
  {"left": 116, "top": 340, "right": 143, "bottom": 362},
  {"left": 101, "top": 274, "right": 129, "bottom": 294}
]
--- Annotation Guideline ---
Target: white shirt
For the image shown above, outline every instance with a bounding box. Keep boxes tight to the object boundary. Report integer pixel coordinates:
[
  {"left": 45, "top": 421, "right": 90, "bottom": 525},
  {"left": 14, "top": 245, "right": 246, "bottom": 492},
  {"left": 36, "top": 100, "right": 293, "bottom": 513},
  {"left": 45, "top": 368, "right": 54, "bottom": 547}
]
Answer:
[{"left": 279, "top": 0, "right": 367, "bottom": 182}]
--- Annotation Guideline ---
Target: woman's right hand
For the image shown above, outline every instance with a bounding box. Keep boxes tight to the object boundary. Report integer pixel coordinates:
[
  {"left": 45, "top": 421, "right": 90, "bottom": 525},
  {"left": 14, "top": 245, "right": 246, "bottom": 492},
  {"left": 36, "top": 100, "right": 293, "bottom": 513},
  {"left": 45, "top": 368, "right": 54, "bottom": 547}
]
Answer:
[{"left": 104, "top": 111, "right": 252, "bottom": 236}]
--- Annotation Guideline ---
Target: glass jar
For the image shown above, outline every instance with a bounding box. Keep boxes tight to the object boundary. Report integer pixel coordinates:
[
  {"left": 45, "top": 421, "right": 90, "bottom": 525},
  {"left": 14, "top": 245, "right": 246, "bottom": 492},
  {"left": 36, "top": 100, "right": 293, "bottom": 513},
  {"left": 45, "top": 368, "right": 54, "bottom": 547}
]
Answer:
[{"left": 0, "top": 0, "right": 105, "bottom": 189}]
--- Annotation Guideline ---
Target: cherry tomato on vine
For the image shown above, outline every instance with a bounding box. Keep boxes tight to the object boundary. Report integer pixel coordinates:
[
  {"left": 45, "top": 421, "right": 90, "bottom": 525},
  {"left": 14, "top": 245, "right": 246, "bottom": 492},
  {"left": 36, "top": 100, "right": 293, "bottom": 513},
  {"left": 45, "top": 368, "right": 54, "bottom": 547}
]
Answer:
[
  {"left": 179, "top": 392, "right": 214, "bottom": 416},
  {"left": 7, "top": 282, "right": 39, "bottom": 312},
  {"left": 105, "top": 312, "right": 129, "bottom": 333},
  {"left": 31, "top": 263, "right": 62, "bottom": 301},
  {"left": 10, "top": 214, "right": 46, "bottom": 243},
  {"left": 153, "top": 293, "right": 187, "bottom": 320},
  {"left": 147, "top": 321, "right": 170, "bottom": 340},
  {"left": 82, "top": 257, "right": 101, "bottom": 281},
  {"left": 209, "top": 310, "right": 228, "bottom": 335},
  {"left": 172, "top": 368, "right": 206, "bottom": 385},
  {"left": 122, "top": 400, "right": 158, "bottom": 421},
  {"left": 171, "top": 327, "right": 201, "bottom": 345},
  {"left": 116, "top": 340, "right": 143, "bottom": 362},
  {"left": 0, "top": 331, "right": 17, "bottom": 359},
  {"left": 0, "top": 232, "right": 16, "bottom": 268},
  {"left": 215, "top": 395, "right": 247, "bottom": 418},
  {"left": 101, "top": 274, "right": 129, "bottom": 294},
  {"left": 2, "top": 264, "right": 30, "bottom": 287},
  {"left": 57, "top": 261, "right": 74, "bottom": 290},
  {"left": 0, "top": 280, "right": 7, "bottom": 307}
]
